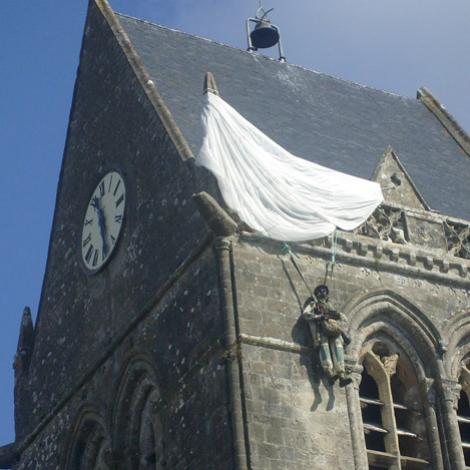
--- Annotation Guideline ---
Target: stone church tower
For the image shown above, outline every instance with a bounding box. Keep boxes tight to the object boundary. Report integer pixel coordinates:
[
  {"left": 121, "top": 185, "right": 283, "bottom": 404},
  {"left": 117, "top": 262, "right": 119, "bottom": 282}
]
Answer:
[{"left": 1, "top": 0, "right": 470, "bottom": 468}]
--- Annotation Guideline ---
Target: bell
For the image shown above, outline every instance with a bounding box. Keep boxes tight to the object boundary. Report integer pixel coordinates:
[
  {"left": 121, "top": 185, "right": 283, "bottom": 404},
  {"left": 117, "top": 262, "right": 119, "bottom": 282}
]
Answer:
[{"left": 250, "top": 20, "right": 280, "bottom": 49}]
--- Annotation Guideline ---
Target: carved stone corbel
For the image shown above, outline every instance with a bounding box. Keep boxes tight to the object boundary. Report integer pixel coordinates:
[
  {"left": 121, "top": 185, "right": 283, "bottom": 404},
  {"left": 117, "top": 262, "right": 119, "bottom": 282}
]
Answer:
[
  {"left": 381, "top": 353, "right": 399, "bottom": 377},
  {"left": 344, "top": 359, "right": 363, "bottom": 391},
  {"left": 193, "top": 192, "right": 238, "bottom": 237},
  {"left": 441, "top": 378, "right": 461, "bottom": 409}
]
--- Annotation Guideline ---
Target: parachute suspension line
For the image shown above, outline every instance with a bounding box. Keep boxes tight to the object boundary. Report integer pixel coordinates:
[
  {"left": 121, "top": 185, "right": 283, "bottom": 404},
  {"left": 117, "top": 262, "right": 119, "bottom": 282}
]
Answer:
[
  {"left": 282, "top": 232, "right": 338, "bottom": 298},
  {"left": 324, "top": 229, "right": 338, "bottom": 285},
  {"left": 331, "top": 229, "right": 338, "bottom": 266},
  {"left": 282, "top": 243, "right": 314, "bottom": 298}
]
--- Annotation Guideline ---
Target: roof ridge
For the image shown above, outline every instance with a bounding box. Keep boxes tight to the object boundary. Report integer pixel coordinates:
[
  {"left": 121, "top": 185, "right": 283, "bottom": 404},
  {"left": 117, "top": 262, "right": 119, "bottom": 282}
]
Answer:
[
  {"left": 417, "top": 87, "right": 470, "bottom": 157},
  {"left": 96, "top": 3, "right": 193, "bottom": 160},
  {"left": 115, "top": 12, "right": 417, "bottom": 104}
]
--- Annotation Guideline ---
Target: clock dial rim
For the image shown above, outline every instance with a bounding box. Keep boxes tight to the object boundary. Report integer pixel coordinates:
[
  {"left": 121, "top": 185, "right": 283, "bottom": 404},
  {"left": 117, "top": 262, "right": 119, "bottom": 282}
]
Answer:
[{"left": 80, "top": 171, "right": 126, "bottom": 273}]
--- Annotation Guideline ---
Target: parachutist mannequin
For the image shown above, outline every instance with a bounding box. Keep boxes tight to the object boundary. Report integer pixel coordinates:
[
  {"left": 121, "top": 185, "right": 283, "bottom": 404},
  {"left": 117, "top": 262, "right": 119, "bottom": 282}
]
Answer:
[{"left": 302, "top": 285, "right": 352, "bottom": 387}]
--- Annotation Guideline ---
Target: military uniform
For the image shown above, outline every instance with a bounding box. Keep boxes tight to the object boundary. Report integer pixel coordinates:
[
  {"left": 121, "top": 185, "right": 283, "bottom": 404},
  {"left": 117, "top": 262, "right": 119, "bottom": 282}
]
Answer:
[{"left": 302, "top": 286, "right": 351, "bottom": 386}]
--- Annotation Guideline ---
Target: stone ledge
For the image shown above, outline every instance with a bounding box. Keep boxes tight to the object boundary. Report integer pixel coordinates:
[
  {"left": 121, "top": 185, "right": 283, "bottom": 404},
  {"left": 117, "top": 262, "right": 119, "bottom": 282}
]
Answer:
[
  {"left": 239, "top": 232, "right": 470, "bottom": 286},
  {"left": 239, "top": 334, "right": 310, "bottom": 355}
]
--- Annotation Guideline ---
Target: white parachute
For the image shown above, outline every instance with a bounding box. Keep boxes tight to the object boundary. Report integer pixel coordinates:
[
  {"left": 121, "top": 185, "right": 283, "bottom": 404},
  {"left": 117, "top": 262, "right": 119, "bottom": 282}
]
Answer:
[{"left": 197, "top": 92, "right": 383, "bottom": 242}]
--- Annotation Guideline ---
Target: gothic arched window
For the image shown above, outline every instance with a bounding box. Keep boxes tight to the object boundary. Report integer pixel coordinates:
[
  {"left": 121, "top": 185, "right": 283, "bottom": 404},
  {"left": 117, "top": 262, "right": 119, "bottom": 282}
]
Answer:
[
  {"left": 113, "top": 360, "right": 165, "bottom": 469},
  {"left": 359, "top": 341, "right": 431, "bottom": 469},
  {"left": 457, "top": 365, "right": 470, "bottom": 467},
  {"left": 65, "top": 411, "right": 112, "bottom": 470},
  {"left": 359, "top": 364, "right": 387, "bottom": 456}
]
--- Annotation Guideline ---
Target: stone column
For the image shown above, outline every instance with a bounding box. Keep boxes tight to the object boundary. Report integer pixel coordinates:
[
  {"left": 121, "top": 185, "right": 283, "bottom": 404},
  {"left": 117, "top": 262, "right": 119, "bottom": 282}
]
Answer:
[
  {"left": 214, "top": 237, "right": 250, "bottom": 470},
  {"left": 423, "top": 379, "right": 445, "bottom": 470},
  {"left": 440, "top": 376, "right": 465, "bottom": 470},
  {"left": 345, "top": 363, "right": 369, "bottom": 469}
]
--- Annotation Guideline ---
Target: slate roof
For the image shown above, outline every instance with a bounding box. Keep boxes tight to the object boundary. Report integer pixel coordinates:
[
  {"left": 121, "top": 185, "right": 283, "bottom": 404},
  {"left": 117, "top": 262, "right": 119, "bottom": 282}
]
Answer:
[{"left": 117, "top": 13, "right": 470, "bottom": 221}]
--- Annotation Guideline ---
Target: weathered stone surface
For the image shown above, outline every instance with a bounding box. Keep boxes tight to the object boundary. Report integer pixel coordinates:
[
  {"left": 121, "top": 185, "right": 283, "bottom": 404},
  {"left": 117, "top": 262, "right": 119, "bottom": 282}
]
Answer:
[
  {"left": 373, "top": 147, "right": 428, "bottom": 210},
  {"left": 15, "top": 252, "right": 232, "bottom": 469},
  {"left": 242, "top": 344, "right": 354, "bottom": 469},
  {"left": 13, "top": 2, "right": 229, "bottom": 468},
  {"left": 19, "top": 0, "right": 214, "bottom": 437},
  {"left": 0, "top": 444, "right": 16, "bottom": 469},
  {"left": 231, "top": 236, "right": 470, "bottom": 468},
  {"left": 193, "top": 191, "right": 238, "bottom": 236}
]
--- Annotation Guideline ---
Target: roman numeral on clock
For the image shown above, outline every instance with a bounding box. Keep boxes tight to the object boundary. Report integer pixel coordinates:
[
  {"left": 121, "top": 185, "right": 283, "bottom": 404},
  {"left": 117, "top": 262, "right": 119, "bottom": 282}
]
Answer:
[
  {"left": 99, "top": 181, "right": 105, "bottom": 197},
  {"left": 85, "top": 244, "right": 94, "bottom": 263},
  {"left": 82, "top": 233, "right": 92, "bottom": 247},
  {"left": 115, "top": 214, "right": 123, "bottom": 224},
  {"left": 115, "top": 194, "right": 124, "bottom": 208},
  {"left": 113, "top": 179, "right": 121, "bottom": 196},
  {"left": 93, "top": 249, "right": 99, "bottom": 267}
]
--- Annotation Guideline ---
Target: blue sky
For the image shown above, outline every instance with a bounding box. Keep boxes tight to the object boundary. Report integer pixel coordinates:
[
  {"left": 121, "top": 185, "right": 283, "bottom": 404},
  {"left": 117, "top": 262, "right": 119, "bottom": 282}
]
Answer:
[{"left": 0, "top": 0, "right": 469, "bottom": 446}]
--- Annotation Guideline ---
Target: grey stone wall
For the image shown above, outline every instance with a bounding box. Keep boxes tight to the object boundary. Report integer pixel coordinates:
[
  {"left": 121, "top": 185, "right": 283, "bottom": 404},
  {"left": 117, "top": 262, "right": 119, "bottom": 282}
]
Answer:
[
  {"left": 232, "top": 235, "right": 470, "bottom": 469},
  {"left": 18, "top": 0, "right": 212, "bottom": 438},
  {"left": 234, "top": 241, "right": 356, "bottom": 469},
  {"left": 241, "top": 344, "right": 353, "bottom": 470},
  {"left": 15, "top": 250, "right": 233, "bottom": 469}
]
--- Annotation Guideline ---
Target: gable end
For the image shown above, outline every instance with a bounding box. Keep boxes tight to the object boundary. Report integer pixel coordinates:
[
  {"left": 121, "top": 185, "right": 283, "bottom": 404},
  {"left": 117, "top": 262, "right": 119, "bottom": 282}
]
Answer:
[
  {"left": 373, "top": 147, "right": 429, "bottom": 211},
  {"left": 94, "top": 0, "right": 194, "bottom": 161}
]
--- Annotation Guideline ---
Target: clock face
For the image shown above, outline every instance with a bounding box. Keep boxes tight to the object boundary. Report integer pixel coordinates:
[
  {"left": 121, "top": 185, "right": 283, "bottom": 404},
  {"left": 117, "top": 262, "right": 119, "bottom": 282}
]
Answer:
[{"left": 81, "top": 171, "right": 126, "bottom": 272}]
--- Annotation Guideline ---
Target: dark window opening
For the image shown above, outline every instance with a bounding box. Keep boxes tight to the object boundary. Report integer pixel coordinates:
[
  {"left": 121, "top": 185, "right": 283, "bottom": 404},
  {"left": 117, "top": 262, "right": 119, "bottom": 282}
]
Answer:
[
  {"left": 463, "top": 447, "right": 470, "bottom": 468},
  {"left": 399, "top": 435, "right": 421, "bottom": 460},
  {"left": 360, "top": 371, "right": 380, "bottom": 399},
  {"left": 361, "top": 368, "right": 386, "bottom": 453},
  {"left": 365, "top": 431, "right": 386, "bottom": 453},
  {"left": 362, "top": 402, "right": 383, "bottom": 426},
  {"left": 394, "top": 407, "right": 409, "bottom": 429},
  {"left": 458, "top": 421, "right": 470, "bottom": 446},
  {"left": 390, "top": 375, "right": 404, "bottom": 405},
  {"left": 458, "top": 390, "right": 470, "bottom": 467},
  {"left": 458, "top": 390, "right": 470, "bottom": 418},
  {"left": 360, "top": 344, "right": 431, "bottom": 469},
  {"left": 390, "top": 373, "right": 428, "bottom": 462}
]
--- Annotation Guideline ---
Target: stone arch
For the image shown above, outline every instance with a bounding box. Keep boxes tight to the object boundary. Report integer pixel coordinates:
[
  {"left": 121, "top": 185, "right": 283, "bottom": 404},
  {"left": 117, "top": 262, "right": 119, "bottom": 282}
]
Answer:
[
  {"left": 343, "top": 289, "right": 445, "bottom": 469},
  {"left": 443, "top": 311, "right": 470, "bottom": 379},
  {"left": 445, "top": 315, "right": 470, "bottom": 470},
  {"left": 358, "top": 321, "right": 428, "bottom": 382},
  {"left": 345, "top": 289, "right": 441, "bottom": 376},
  {"left": 64, "top": 405, "right": 112, "bottom": 470},
  {"left": 112, "top": 355, "right": 165, "bottom": 469}
]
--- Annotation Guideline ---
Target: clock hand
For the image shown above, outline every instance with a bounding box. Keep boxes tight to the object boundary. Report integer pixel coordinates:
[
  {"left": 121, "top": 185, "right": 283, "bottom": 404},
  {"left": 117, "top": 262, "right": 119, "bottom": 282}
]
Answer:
[
  {"left": 98, "top": 212, "right": 109, "bottom": 257},
  {"left": 92, "top": 197, "right": 109, "bottom": 256},
  {"left": 91, "top": 196, "right": 99, "bottom": 209}
]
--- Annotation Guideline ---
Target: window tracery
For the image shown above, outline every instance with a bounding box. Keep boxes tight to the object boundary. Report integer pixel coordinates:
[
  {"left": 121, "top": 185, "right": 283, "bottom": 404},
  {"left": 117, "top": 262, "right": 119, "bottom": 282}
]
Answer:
[
  {"left": 458, "top": 364, "right": 470, "bottom": 467},
  {"left": 113, "top": 360, "right": 165, "bottom": 470},
  {"left": 444, "top": 219, "right": 470, "bottom": 259},
  {"left": 359, "top": 341, "right": 431, "bottom": 469},
  {"left": 65, "top": 411, "right": 112, "bottom": 470},
  {"left": 356, "top": 205, "right": 407, "bottom": 244}
]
